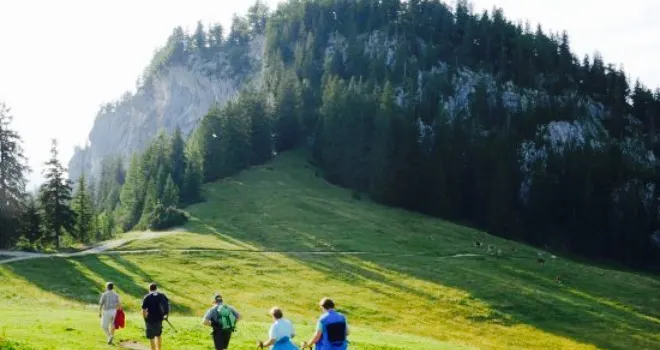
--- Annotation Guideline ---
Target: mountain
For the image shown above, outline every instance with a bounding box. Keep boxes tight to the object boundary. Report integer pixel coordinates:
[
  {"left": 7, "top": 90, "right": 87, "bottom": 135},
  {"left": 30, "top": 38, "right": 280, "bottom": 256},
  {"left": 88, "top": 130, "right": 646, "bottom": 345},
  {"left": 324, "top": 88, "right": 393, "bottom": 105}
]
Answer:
[
  {"left": 68, "top": 20, "right": 266, "bottom": 181},
  {"left": 69, "top": 0, "right": 660, "bottom": 269}
]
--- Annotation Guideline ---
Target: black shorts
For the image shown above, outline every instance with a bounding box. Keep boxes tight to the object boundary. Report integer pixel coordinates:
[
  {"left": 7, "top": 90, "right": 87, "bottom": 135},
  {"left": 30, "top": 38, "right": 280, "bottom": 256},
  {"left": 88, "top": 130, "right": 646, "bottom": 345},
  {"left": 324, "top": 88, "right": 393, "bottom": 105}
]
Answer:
[
  {"left": 212, "top": 329, "right": 232, "bottom": 350},
  {"left": 145, "top": 321, "right": 163, "bottom": 339}
]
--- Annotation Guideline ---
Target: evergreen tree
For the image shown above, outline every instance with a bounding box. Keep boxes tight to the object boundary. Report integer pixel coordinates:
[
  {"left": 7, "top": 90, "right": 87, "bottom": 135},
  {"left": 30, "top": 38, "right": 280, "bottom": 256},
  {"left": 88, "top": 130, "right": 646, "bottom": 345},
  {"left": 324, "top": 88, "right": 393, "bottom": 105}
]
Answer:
[
  {"left": 273, "top": 71, "right": 303, "bottom": 151},
  {"left": 162, "top": 175, "right": 180, "bottom": 208},
  {"left": 169, "top": 127, "right": 186, "bottom": 196},
  {"left": 193, "top": 21, "right": 207, "bottom": 51},
  {"left": 39, "top": 140, "right": 75, "bottom": 248},
  {"left": 182, "top": 147, "right": 203, "bottom": 204},
  {"left": 247, "top": 0, "right": 270, "bottom": 35},
  {"left": 119, "top": 154, "right": 144, "bottom": 231},
  {"left": 0, "top": 102, "right": 28, "bottom": 247},
  {"left": 208, "top": 23, "right": 224, "bottom": 49},
  {"left": 20, "top": 193, "right": 41, "bottom": 244},
  {"left": 72, "top": 173, "right": 95, "bottom": 242}
]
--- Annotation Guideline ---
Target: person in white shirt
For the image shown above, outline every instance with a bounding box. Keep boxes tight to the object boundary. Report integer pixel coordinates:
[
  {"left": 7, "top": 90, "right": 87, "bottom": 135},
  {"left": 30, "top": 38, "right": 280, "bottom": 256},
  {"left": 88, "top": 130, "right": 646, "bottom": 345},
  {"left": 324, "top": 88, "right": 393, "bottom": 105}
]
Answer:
[
  {"left": 99, "top": 282, "right": 121, "bottom": 345},
  {"left": 258, "top": 307, "right": 299, "bottom": 350}
]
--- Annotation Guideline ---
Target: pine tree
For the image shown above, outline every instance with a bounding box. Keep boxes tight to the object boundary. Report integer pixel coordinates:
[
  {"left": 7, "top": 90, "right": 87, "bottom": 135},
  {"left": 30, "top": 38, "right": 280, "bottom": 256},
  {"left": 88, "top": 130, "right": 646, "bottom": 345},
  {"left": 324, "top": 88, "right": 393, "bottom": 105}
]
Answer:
[
  {"left": 20, "top": 193, "right": 41, "bottom": 244},
  {"left": 119, "top": 154, "right": 144, "bottom": 231},
  {"left": 208, "top": 23, "right": 224, "bottom": 49},
  {"left": 39, "top": 139, "right": 75, "bottom": 248},
  {"left": 182, "top": 148, "right": 203, "bottom": 204},
  {"left": 193, "top": 21, "right": 207, "bottom": 53},
  {"left": 0, "top": 102, "right": 28, "bottom": 247},
  {"left": 274, "top": 71, "right": 303, "bottom": 151},
  {"left": 139, "top": 179, "right": 158, "bottom": 228},
  {"left": 72, "top": 173, "right": 95, "bottom": 243},
  {"left": 169, "top": 127, "right": 186, "bottom": 196},
  {"left": 247, "top": 0, "right": 270, "bottom": 35},
  {"left": 162, "top": 175, "right": 180, "bottom": 208}
]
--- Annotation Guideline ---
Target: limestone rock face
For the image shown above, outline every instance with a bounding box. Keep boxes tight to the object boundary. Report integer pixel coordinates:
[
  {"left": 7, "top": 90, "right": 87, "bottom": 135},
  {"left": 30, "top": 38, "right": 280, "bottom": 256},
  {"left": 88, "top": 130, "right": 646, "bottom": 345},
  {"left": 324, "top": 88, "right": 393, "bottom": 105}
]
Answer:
[{"left": 68, "top": 36, "right": 265, "bottom": 181}]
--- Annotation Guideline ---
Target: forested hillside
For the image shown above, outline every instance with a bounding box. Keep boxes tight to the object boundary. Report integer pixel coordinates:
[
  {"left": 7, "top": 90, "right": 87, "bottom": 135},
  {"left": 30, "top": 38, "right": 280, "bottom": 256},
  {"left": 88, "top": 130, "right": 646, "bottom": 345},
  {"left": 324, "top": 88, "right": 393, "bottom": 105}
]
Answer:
[
  {"left": 67, "top": 2, "right": 269, "bottom": 181},
  {"left": 256, "top": 0, "right": 660, "bottom": 267},
  {"left": 2, "top": 0, "right": 658, "bottom": 269}
]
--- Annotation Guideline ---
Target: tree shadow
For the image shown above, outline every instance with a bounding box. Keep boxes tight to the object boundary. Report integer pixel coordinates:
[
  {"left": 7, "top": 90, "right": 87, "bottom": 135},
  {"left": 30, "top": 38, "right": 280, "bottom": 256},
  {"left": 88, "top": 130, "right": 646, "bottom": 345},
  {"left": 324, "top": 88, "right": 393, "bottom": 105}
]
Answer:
[
  {"left": 187, "top": 196, "right": 660, "bottom": 349},
  {"left": 5, "top": 255, "right": 192, "bottom": 315}
]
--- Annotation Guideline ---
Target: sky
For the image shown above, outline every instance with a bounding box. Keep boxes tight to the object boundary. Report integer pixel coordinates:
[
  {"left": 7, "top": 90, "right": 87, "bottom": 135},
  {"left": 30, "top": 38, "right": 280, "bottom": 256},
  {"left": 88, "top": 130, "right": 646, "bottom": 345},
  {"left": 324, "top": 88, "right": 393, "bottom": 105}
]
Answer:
[{"left": 0, "top": 0, "right": 658, "bottom": 189}]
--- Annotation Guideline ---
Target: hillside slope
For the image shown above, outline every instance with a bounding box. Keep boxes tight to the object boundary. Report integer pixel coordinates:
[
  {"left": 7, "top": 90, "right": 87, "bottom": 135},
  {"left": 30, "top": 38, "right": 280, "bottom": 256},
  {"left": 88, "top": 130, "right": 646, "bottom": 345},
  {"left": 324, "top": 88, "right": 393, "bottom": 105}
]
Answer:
[{"left": 1, "top": 152, "right": 659, "bottom": 349}]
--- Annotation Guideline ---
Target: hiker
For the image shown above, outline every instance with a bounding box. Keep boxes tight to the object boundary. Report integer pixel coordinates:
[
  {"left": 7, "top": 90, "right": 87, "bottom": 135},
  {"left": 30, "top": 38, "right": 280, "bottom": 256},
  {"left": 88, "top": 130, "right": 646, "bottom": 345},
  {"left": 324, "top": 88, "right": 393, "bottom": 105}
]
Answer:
[
  {"left": 202, "top": 293, "right": 241, "bottom": 350},
  {"left": 142, "top": 283, "right": 170, "bottom": 350},
  {"left": 257, "top": 307, "right": 299, "bottom": 350},
  {"left": 99, "top": 282, "right": 121, "bottom": 345},
  {"left": 301, "top": 298, "right": 349, "bottom": 350}
]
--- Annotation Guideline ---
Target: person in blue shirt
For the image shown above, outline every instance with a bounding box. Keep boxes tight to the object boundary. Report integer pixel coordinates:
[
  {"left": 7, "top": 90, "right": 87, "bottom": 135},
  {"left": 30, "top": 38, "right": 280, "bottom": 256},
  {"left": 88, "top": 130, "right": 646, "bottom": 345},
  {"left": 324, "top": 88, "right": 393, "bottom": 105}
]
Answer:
[
  {"left": 257, "top": 307, "right": 299, "bottom": 350},
  {"left": 301, "top": 298, "right": 349, "bottom": 350}
]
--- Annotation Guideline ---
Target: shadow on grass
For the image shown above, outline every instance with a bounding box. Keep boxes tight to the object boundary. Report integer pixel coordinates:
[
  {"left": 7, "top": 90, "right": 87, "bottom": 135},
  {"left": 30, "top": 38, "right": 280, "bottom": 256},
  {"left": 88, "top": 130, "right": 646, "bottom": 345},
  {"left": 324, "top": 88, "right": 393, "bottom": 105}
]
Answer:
[
  {"left": 187, "top": 198, "right": 660, "bottom": 350},
  {"left": 5, "top": 255, "right": 192, "bottom": 315}
]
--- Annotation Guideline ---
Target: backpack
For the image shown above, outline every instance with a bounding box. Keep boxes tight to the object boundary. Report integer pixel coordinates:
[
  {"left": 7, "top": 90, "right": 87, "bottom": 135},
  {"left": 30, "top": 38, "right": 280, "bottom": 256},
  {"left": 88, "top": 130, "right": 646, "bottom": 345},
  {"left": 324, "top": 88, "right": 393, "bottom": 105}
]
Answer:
[{"left": 215, "top": 305, "right": 237, "bottom": 331}]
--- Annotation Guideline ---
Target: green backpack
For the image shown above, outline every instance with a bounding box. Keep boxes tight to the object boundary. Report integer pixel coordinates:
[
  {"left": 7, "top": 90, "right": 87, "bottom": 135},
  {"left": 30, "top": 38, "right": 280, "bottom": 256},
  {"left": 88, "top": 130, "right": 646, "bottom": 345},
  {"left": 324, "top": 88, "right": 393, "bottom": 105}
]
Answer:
[{"left": 215, "top": 305, "right": 237, "bottom": 331}]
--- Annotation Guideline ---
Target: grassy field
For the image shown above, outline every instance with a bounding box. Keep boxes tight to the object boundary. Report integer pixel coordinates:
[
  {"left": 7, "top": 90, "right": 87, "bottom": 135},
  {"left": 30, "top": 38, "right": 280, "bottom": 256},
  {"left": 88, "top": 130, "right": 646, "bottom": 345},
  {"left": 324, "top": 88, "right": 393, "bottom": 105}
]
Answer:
[{"left": 1, "top": 152, "right": 659, "bottom": 349}]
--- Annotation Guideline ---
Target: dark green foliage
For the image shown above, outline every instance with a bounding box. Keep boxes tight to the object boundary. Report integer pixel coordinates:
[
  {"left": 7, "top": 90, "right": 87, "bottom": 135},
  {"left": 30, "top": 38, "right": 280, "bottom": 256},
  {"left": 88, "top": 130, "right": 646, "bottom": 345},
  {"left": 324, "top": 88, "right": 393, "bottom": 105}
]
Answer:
[
  {"left": 39, "top": 140, "right": 75, "bottom": 248},
  {"left": 96, "top": 156, "right": 124, "bottom": 212},
  {"left": 119, "top": 154, "right": 144, "bottom": 231},
  {"left": 273, "top": 70, "right": 303, "bottom": 151},
  {"left": 148, "top": 204, "right": 188, "bottom": 231},
  {"left": 182, "top": 147, "right": 203, "bottom": 204},
  {"left": 260, "top": 0, "right": 660, "bottom": 268},
  {"left": 72, "top": 173, "right": 95, "bottom": 242},
  {"left": 170, "top": 127, "right": 186, "bottom": 197},
  {"left": 0, "top": 102, "right": 28, "bottom": 248},
  {"left": 162, "top": 175, "right": 180, "bottom": 208},
  {"left": 19, "top": 194, "right": 41, "bottom": 245}
]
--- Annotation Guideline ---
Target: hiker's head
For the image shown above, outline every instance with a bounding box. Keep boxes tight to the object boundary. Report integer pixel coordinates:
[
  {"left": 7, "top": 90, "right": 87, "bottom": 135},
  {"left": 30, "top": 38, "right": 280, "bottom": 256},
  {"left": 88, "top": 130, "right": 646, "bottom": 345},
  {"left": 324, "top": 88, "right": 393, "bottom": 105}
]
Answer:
[
  {"left": 270, "top": 307, "right": 283, "bottom": 320},
  {"left": 213, "top": 293, "right": 223, "bottom": 304},
  {"left": 106, "top": 282, "right": 114, "bottom": 291},
  {"left": 320, "top": 298, "right": 335, "bottom": 311},
  {"left": 149, "top": 283, "right": 158, "bottom": 292}
]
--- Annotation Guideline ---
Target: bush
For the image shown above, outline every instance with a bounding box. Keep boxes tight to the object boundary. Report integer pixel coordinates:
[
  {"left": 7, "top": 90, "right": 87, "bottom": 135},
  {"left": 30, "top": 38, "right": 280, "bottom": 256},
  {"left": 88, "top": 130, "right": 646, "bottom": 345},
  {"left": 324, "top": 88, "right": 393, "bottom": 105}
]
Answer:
[{"left": 148, "top": 204, "right": 189, "bottom": 231}]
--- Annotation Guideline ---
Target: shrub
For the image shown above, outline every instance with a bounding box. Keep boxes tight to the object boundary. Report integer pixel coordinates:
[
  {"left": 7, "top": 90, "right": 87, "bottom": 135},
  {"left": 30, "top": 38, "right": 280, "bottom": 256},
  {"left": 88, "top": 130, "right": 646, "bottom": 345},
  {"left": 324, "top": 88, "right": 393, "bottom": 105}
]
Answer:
[{"left": 148, "top": 204, "right": 189, "bottom": 231}]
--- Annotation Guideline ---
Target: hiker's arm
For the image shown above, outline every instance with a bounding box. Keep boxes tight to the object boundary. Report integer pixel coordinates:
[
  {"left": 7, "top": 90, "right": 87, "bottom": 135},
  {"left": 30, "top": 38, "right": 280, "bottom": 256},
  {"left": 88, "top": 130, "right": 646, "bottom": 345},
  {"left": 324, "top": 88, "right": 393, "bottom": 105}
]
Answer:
[
  {"left": 304, "top": 331, "right": 322, "bottom": 347},
  {"left": 262, "top": 338, "right": 276, "bottom": 347},
  {"left": 99, "top": 294, "right": 105, "bottom": 317},
  {"left": 141, "top": 298, "right": 148, "bottom": 319},
  {"left": 202, "top": 308, "right": 213, "bottom": 327}
]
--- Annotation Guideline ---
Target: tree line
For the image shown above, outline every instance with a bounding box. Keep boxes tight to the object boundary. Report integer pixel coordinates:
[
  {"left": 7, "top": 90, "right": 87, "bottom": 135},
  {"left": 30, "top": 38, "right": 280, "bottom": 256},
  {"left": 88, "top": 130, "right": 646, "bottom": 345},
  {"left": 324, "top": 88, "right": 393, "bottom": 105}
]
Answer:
[
  {"left": 3, "top": 0, "right": 660, "bottom": 269},
  {"left": 259, "top": 0, "right": 660, "bottom": 268}
]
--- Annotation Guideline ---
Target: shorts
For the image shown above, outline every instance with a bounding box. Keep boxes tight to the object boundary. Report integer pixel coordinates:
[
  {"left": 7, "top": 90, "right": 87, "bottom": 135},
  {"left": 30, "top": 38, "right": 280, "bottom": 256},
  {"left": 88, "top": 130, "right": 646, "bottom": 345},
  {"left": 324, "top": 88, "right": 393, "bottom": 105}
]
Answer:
[
  {"left": 101, "top": 309, "right": 117, "bottom": 330},
  {"left": 212, "top": 329, "right": 232, "bottom": 350},
  {"left": 145, "top": 321, "right": 163, "bottom": 339}
]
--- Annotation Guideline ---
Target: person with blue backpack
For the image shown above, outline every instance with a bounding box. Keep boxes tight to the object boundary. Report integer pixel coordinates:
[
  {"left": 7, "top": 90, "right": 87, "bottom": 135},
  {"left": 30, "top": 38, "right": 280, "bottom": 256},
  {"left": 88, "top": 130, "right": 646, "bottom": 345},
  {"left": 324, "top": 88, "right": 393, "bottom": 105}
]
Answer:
[
  {"left": 301, "top": 298, "right": 349, "bottom": 350},
  {"left": 202, "top": 293, "right": 241, "bottom": 350},
  {"left": 257, "top": 307, "right": 299, "bottom": 350}
]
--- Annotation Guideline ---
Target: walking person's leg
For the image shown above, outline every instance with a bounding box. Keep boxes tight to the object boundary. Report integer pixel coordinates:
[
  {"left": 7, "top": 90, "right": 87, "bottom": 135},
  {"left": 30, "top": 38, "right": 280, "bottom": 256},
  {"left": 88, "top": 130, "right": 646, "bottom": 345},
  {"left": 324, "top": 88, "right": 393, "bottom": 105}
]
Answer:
[
  {"left": 107, "top": 309, "right": 117, "bottom": 344},
  {"left": 155, "top": 335, "right": 162, "bottom": 350},
  {"left": 100, "top": 311, "right": 110, "bottom": 338}
]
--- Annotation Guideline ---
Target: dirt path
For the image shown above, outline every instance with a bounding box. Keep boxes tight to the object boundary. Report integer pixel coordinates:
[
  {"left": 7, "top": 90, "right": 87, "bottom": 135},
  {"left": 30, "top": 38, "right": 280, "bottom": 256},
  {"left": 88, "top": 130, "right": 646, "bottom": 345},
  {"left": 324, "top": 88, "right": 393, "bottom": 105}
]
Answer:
[{"left": 0, "top": 231, "right": 181, "bottom": 265}]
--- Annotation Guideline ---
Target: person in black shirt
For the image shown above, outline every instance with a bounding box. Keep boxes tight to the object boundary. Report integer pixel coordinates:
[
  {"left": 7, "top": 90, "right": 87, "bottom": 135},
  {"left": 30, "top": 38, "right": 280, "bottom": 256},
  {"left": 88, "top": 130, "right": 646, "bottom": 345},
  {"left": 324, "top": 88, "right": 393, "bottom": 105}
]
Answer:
[{"left": 142, "top": 283, "right": 169, "bottom": 350}]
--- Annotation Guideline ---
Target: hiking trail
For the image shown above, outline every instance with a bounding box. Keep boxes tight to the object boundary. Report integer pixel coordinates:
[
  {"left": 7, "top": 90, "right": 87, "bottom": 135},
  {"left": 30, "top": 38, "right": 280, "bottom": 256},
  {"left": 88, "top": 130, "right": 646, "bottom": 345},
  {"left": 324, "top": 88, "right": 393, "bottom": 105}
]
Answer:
[{"left": 0, "top": 230, "right": 182, "bottom": 265}]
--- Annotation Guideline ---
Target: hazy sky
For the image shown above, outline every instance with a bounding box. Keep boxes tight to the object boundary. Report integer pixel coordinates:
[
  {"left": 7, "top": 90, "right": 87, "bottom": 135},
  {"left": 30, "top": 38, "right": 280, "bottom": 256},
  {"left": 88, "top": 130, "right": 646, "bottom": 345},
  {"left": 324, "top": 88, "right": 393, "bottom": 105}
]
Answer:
[{"left": 0, "top": 0, "right": 658, "bottom": 189}]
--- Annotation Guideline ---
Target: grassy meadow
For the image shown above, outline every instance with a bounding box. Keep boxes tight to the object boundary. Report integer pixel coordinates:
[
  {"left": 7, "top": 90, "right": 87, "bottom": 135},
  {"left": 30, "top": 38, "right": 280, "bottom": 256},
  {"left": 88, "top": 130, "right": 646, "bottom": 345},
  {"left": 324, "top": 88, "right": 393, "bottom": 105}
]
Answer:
[{"left": 1, "top": 152, "right": 659, "bottom": 349}]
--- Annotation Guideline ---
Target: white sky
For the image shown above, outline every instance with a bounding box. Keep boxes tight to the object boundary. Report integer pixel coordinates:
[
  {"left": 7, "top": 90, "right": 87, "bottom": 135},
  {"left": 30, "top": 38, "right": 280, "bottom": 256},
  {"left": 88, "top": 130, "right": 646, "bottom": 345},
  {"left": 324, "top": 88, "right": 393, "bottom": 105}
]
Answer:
[{"left": 0, "top": 0, "right": 658, "bottom": 189}]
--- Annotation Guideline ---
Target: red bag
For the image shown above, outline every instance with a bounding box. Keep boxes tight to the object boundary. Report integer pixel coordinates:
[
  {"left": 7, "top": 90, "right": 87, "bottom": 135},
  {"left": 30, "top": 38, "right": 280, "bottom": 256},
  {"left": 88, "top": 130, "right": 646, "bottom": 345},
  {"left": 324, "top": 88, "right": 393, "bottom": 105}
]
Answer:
[{"left": 114, "top": 309, "right": 125, "bottom": 329}]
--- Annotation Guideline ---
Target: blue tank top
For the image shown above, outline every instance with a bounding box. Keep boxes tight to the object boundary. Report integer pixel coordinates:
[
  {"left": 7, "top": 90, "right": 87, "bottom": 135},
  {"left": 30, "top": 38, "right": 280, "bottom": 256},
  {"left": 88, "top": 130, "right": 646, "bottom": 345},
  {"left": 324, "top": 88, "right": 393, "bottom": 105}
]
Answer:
[{"left": 316, "top": 311, "right": 348, "bottom": 350}]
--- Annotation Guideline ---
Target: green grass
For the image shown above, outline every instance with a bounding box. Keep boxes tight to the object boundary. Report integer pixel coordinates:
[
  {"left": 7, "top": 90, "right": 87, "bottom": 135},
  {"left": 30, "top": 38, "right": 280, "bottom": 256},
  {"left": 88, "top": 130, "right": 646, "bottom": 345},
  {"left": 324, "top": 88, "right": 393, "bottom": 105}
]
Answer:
[{"left": 1, "top": 152, "right": 660, "bottom": 349}]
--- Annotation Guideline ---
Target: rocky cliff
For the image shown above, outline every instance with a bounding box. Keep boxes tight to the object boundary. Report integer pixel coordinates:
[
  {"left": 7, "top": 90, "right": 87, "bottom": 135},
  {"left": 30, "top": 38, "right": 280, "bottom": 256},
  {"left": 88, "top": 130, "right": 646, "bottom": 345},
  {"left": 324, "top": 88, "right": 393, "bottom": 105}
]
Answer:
[{"left": 68, "top": 34, "right": 265, "bottom": 181}]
